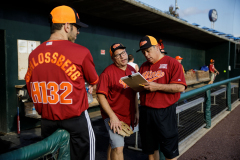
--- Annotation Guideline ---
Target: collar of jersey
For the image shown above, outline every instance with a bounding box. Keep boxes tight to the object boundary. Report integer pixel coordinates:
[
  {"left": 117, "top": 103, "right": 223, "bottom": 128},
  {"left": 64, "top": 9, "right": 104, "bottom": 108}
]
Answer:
[
  {"left": 151, "top": 55, "right": 165, "bottom": 65},
  {"left": 45, "top": 40, "right": 68, "bottom": 43}
]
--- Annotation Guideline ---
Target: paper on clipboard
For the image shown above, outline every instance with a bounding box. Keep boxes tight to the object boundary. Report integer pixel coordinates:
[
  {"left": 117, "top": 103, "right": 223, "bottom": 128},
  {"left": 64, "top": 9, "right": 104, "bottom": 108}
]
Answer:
[{"left": 121, "top": 72, "right": 148, "bottom": 92}]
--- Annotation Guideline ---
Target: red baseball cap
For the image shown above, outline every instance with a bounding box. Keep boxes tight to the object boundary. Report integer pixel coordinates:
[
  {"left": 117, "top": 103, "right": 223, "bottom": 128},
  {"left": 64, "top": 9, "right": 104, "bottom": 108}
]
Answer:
[
  {"left": 50, "top": 5, "right": 88, "bottom": 28},
  {"left": 175, "top": 56, "right": 183, "bottom": 60}
]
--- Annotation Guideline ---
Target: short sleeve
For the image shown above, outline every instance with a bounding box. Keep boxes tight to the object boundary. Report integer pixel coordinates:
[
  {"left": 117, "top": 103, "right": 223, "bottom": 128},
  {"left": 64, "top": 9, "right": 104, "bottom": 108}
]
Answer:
[
  {"left": 169, "top": 60, "right": 187, "bottom": 88},
  {"left": 25, "top": 57, "right": 32, "bottom": 98},
  {"left": 82, "top": 52, "right": 99, "bottom": 85},
  {"left": 139, "top": 63, "right": 145, "bottom": 74},
  {"left": 96, "top": 72, "right": 109, "bottom": 97}
]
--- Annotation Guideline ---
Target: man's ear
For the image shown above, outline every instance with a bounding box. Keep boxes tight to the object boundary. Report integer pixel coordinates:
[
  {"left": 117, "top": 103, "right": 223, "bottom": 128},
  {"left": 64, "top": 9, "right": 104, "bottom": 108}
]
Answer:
[
  {"left": 159, "top": 44, "right": 162, "bottom": 49},
  {"left": 64, "top": 22, "right": 71, "bottom": 33},
  {"left": 156, "top": 44, "right": 161, "bottom": 51}
]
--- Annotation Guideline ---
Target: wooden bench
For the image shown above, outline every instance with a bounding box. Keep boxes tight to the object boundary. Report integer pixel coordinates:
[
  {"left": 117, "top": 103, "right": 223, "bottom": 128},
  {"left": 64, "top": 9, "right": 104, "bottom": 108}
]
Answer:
[
  {"left": 211, "top": 84, "right": 237, "bottom": 105},
  {"left": 185, "top": 70, "right": 210, "bottom": 86},
  {"left": 176, "top": 97, "right": 205, "bottom": 127}
]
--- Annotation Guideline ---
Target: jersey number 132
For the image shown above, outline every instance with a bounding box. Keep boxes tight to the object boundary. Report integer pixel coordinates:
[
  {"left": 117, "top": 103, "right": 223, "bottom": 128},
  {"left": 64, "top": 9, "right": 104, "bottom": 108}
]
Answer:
[{"left": 30, "top": 81, "right": 73, "bottom": 104}]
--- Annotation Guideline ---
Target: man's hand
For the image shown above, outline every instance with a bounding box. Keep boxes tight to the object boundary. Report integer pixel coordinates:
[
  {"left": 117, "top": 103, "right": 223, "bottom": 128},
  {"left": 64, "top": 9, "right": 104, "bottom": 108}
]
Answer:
[
  {"left": 97, "top": 94, "right": 122, "bottom": 134},
  {"left": 142, "top": 82, "right": 160, "bottom": 92},
  {"left": 97, "top": 93, "right": 124, "bottom": 134},
  {"left": 88, "top": 84, "right": 96, "bottom": 94},
  {"left": 88, "top": 85, "right": 93, "bottom": 94},
  {"left": 109, "top": 115, "right": 122, "bottom": 134}
]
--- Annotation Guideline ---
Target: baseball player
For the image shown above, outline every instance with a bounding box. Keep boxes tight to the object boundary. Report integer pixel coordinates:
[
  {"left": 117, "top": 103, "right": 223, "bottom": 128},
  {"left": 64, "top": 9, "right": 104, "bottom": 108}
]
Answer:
[
  {"left": 137, "top": 35, "right": 187, "bottom": 160},
  {"left": 208, "top": 59, "right": 219, "bottom": 84},
  {"left": 96, "top": 43, "right": 139, "bottom": 160},
  {"left": 175, "top": 56, "right": 185, "bottom": 73},
  {"left": 25, "top": 5, "right": 98, "bottom": 160}
]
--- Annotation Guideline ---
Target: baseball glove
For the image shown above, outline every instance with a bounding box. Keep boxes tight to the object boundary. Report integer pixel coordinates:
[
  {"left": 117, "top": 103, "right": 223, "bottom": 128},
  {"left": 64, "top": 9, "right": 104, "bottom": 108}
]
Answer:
[{"left": 108, "top": 121, "right": 133, "bottom": 137}]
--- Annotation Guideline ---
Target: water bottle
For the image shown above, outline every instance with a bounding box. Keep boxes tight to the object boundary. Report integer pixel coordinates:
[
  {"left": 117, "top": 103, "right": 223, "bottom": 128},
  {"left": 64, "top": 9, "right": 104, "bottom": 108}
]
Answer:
[
  {"left": 85, "top": 82, "right": 93, "bottom": 104},
  {"left": 32, "top": 104, "right": 36, "bottom": 114}
]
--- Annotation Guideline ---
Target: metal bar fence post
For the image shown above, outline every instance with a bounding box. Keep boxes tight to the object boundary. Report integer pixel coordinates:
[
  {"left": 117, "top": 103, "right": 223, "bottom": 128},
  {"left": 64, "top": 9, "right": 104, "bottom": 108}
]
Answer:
[
  {"left": 227, "top": 82, "right": 232, "bottom": 111},
  {"left": 204, "top": 90, "right": 211, "bottom": 128},
  {"left": 238, "top": 79, "right": 240, "bottom": 100}
]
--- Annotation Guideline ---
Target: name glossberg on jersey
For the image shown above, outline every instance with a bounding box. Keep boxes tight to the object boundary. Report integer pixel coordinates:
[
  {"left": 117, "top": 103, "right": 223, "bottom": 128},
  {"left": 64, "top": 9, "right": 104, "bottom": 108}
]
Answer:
[{"left": 25, "top": 52, "right": 81, "bottom": 82}]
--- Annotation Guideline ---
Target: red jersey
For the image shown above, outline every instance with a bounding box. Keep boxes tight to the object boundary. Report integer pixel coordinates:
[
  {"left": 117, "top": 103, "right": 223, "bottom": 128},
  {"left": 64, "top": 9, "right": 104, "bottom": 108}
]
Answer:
[
  {"left": 209, "top": 64, "right": 215, "bottom": 73},
  {"left": 25, "top": 40, "right": 99, "bottom": 120},
  {"left": 96, "top": 64, "right": 136, "bottom": 127},
  {"left": 139, "top": 56, "right": 187, "bottom": 109}
]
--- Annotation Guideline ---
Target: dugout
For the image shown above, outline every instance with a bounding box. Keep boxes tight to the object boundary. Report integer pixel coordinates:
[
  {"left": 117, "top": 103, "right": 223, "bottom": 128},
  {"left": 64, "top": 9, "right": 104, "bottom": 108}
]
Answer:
[{"left": 0, "top": 0, "right": 239, "bottom": 133}]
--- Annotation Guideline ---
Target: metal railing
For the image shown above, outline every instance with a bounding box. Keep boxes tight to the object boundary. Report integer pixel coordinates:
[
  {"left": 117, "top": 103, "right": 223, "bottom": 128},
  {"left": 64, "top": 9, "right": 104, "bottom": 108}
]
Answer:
[{"left": 159, "top": 76, "right": 240, "bottom": 160}]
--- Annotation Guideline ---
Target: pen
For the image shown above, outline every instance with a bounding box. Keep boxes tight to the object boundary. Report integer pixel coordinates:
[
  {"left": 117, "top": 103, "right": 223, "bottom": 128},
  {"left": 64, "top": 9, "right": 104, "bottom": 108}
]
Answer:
[{"left": 139, "top": 84, "right": 145, "bottom": 86}]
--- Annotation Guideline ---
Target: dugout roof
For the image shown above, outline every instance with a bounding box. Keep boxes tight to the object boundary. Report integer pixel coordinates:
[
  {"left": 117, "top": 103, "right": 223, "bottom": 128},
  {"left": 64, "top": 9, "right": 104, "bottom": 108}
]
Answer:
[{"left": 33, "top": 0, "right": 237, "bottom": 44}]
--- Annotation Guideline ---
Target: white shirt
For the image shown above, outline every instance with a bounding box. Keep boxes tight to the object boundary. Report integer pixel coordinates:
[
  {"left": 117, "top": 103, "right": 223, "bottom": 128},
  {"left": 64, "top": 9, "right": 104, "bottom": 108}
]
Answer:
[
  {"left": 128, "top": 62, "right": 137, "bottom": 69},
  {"left": 128, "top": 62, "right": 139, "bottom": 99}
]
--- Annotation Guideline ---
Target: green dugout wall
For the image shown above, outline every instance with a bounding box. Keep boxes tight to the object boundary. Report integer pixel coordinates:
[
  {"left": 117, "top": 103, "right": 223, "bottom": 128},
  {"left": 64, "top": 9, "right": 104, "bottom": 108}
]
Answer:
[
  {"left": 205, "top": 42, "right": 230, "bottom": 82},
  {"left": 0, "top": 3, "right": 234, "bottom": 133},
  {"left": 0, "top": 30, "right": 7, "bottom": 133},
  {"left": 229, "top": 43, "right": 240, "bottom": 78},
  {"left": 205, "top": 42, "right": 240, "bottom": 82}
]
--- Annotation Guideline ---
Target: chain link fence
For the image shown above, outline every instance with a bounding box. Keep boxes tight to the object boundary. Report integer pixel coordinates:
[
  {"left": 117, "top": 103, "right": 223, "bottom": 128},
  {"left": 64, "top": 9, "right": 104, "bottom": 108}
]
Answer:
[{"left": 178, "top": 82, "right": 239, "bottom": 143}]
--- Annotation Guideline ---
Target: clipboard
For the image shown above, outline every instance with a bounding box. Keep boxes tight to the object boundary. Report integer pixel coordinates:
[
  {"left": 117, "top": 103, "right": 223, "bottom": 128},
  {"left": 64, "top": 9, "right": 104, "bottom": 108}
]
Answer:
[{"left": 121, "top": 72, "right": 148, "bottom": 92}]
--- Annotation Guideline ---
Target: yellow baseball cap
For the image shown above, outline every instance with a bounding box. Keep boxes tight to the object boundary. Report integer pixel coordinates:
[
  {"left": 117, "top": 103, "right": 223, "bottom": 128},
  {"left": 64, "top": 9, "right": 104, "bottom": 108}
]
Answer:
[{"left": 50, "top": 5, "right": 88, "bottom": 28}]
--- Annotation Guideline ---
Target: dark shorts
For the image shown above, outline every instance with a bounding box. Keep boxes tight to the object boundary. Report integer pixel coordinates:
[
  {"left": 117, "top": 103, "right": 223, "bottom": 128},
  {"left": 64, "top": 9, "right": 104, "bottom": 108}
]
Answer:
[
  {"left": 41, "top": 110, "right": 95, "bottom": 160},
  {"left": 139, "top": 104, "right": 179, "bottom": 159}
]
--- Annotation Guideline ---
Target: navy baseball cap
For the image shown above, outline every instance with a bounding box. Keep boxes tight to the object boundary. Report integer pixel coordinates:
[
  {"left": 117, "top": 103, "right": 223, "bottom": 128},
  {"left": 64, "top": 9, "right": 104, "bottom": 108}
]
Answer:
[
  {"left": 109, "top": 43, "right": 126, "bottom": 56},
  {"left": 136, "top": 35, "right": 158, "bottom": 52}
]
